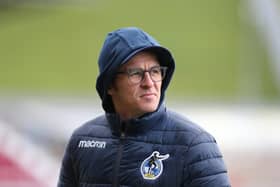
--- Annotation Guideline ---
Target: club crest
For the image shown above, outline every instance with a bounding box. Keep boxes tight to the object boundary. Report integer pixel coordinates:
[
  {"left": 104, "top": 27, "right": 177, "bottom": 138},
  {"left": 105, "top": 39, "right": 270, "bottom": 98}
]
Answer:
[{"left": 140, "top": 151, "right": 169, "bottom": 180}]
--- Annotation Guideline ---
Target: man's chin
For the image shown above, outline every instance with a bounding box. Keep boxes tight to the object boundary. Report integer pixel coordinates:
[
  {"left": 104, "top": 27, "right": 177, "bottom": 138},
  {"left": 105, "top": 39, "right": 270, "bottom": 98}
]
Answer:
[{"left": 139, "top": 104, "right": 158, "bottom": 113}]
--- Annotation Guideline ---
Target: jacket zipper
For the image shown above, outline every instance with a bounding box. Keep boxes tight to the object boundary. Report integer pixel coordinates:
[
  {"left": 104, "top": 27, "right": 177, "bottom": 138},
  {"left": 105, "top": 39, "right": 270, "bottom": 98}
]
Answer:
[{"left": 113, "top": 122, "right": 126, "bottom": 187}]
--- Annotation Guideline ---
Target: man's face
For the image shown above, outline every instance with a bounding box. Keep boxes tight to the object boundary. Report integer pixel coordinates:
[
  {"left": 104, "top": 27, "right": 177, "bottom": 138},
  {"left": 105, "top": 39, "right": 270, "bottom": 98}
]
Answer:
[{"left": 108, "top": 51, "right": 162, "bottom": 120}]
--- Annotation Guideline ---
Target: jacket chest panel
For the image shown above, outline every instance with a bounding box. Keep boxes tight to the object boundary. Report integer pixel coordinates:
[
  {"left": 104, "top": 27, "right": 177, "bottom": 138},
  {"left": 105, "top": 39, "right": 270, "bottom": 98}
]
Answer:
[
  {"left": 122, "top": 142, "right": 185, "bottom": 187},
  {"left": 75, "top": 137, "right": 186, "bottom": 187}
]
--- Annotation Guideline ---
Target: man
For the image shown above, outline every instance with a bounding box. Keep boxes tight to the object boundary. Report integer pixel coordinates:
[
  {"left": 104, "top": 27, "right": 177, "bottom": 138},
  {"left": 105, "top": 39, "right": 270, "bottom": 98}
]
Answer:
[{"left": 58, "top": 27, "right": 231, "bottom": 187}]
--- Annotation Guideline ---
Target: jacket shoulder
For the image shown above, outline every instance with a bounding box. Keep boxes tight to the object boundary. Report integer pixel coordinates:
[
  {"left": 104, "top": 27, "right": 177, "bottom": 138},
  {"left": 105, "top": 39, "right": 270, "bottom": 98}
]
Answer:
[
  {"left": 166, "top": 110, "right": 204, "bottom": 132},
  {"left": 166, "top": 111, "right": 231, "bottom": 186},
  {"left": 154, "top": 110, "right": 216, "bottom": 147},
  {"left": 72, "top": 114, "right": 111, "bottom": 138},
  {"left": 164, "top": 110, "right": 209, "bottom": 144}
]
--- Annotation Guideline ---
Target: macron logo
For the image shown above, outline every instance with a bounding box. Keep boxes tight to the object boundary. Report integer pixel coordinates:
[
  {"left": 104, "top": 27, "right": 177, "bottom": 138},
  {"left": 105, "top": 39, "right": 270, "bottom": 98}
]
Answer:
[{"left": 78, "top": 140, "right": 106, "bottom": 149}]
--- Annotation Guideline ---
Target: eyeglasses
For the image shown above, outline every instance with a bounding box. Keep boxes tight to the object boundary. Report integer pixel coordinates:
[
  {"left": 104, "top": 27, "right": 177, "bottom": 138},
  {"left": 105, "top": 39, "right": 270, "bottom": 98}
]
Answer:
[{"left": 117, "top": 66, "right": 168, "bottom": 84}]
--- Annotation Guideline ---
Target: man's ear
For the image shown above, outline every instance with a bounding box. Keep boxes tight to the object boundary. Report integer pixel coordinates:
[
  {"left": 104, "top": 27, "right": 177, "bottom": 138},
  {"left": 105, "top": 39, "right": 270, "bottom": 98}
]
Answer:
[
  {"left": 107, "top": 84, "right": 115, "bottom": 96},
  {"left": 108, "top": 88, "right": 113, "bottom": 96}
]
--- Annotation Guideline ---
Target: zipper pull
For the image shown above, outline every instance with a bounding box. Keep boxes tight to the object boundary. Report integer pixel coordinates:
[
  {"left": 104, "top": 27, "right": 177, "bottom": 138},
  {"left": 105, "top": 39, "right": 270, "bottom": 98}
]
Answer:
[
  {"left": 120, "top": 121, "right": 127, "bottom": 139},
  {"left": 121, "top": 131, "right": 125, "bottom": 139}
]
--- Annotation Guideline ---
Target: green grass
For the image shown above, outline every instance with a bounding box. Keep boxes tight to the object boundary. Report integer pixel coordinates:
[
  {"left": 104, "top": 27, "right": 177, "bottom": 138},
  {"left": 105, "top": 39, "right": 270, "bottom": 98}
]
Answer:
[{"left": 0, "top": 0, "right": 279, "bottom": 101}]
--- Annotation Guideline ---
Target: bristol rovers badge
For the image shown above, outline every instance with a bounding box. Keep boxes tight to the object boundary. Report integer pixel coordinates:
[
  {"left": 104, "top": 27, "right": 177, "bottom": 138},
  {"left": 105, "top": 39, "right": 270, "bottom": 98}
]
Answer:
[{"left": 140, "top": 151, "right": 169, "bottom": 180}]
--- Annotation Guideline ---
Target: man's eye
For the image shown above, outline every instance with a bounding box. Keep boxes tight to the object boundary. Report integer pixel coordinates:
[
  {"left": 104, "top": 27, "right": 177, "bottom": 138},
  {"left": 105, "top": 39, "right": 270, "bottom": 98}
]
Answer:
[
  {"left": 151, "top": 68, "right": 161, "bottom": 74},
  {"left": 129, "top": 69, "right": 142, "bottom": 76}
]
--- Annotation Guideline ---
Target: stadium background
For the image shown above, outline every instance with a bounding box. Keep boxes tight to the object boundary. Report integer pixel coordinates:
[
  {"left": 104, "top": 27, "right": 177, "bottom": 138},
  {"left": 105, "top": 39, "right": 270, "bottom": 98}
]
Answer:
[{"left": 0, "top": 0, "right": 279, "bottom": 186}]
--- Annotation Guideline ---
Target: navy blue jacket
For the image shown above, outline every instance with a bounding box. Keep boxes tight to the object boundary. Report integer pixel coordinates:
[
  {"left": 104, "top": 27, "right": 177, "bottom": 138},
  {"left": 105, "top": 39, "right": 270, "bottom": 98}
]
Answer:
[
  {"left": 58, "top": 27, "right": 230, "bottom": 187},
  {"left": 58, "top": 105, "right": 231, "bottom": 187}
]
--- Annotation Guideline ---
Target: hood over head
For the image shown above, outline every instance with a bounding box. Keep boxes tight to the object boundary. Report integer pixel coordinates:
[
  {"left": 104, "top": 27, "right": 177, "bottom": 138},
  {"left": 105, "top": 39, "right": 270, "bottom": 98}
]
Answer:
[{"left": 96, "top": 27, "right": 175, "bottom": 113}]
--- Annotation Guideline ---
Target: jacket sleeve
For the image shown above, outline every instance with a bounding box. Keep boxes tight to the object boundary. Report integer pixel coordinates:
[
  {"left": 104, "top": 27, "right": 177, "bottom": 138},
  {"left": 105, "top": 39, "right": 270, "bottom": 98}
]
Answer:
[
  {"left": 183, "top": 131, "right": 231, "bottom": 187},
  {"left": 57, "top": 136, "right": 78, "bottom": 187}
]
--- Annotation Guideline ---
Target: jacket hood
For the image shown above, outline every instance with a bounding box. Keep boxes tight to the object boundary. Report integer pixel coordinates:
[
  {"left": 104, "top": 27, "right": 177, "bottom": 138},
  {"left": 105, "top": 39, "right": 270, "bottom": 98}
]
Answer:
[{"left": 96, "top": 27, "right": 175, "bottom": 113}]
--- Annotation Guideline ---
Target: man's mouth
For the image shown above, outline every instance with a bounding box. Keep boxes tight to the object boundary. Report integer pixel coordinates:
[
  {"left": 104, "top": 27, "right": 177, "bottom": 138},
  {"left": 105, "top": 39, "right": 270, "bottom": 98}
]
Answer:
[{"left": 140, "top": 93, "right": 156, "bottom": 98}]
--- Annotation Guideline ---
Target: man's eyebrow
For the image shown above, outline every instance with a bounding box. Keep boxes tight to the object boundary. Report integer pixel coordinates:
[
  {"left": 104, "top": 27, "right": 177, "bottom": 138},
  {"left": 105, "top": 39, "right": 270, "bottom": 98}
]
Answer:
[{"left": 127, "top": 65, "right": 160, "bottom": 69}]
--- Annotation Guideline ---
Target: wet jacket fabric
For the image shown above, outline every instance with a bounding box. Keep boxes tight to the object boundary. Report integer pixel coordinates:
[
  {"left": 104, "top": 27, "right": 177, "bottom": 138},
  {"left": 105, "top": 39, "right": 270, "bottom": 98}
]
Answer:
[{"left": 58, "top": 105, "right": 231, "bottom": 187}]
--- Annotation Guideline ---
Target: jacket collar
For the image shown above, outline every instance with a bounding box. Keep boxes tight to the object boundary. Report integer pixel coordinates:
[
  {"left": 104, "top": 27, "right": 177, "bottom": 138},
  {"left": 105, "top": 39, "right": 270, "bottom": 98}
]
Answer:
[{"left": 106, "top": 104, "right": 166, "bottom": 136}]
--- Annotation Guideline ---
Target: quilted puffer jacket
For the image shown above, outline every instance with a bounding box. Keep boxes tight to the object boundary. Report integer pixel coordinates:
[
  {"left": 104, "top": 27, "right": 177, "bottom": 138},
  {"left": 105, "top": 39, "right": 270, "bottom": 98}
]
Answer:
[
  {"left": 58, "top": 105, "right": 231, "bottom": 187},
  {"left": 58, "top": 27, "right": 231, "bottom": 187}
]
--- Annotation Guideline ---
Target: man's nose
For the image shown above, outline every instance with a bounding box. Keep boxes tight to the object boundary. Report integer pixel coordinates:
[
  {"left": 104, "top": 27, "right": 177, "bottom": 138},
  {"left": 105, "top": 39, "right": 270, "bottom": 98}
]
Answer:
[{"left": 141, "top": 72, "right": 154, "bottom": 87}]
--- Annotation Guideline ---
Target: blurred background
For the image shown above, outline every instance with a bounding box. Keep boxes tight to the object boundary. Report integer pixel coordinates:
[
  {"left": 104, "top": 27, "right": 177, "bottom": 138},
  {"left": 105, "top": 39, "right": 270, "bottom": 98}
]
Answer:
[{"left": 0, "top": 0, "right": 279, "bottom": 186}]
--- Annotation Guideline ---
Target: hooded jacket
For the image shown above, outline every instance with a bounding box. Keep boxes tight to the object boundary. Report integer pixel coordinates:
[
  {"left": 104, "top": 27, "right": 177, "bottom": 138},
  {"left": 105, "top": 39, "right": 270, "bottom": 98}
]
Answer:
[
  {"left": 58, "top": 27, "right": 231, "bottom": 187},
  {"left": 96, "top": 27, "right": 175, "bottom": 113}
]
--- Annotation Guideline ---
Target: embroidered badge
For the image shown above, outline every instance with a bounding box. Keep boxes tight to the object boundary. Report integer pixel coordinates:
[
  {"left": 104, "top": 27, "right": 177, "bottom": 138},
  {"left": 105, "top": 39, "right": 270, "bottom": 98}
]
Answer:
[{"left": 140, "top": 151, "right": 170, "bottom": 180}]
